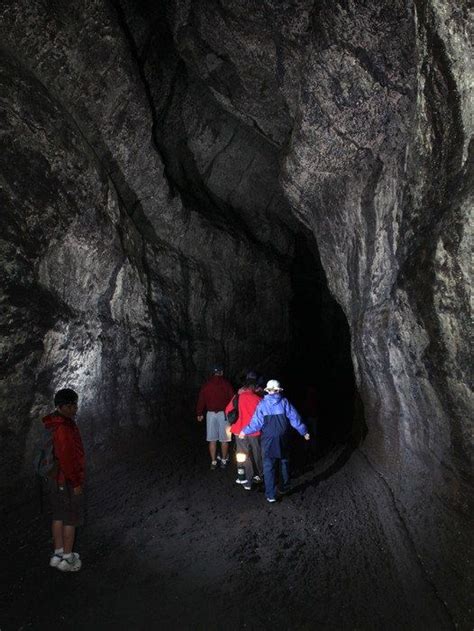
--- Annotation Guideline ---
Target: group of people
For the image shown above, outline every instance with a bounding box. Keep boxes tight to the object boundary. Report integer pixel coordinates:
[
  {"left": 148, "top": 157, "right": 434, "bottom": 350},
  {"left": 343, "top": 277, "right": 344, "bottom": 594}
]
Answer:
[
  {"left": 37, "top": 367, "right": 310, "bottom": 573},
  {"left": 196, "top": 366, "right": 310, "bottom": 503}
]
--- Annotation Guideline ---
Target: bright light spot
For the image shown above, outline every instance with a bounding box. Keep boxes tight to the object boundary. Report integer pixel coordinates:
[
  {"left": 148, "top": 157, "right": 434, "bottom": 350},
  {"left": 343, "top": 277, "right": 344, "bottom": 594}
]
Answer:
[{"left": 236, "top": 453, "right": 247, "bottom": 463}]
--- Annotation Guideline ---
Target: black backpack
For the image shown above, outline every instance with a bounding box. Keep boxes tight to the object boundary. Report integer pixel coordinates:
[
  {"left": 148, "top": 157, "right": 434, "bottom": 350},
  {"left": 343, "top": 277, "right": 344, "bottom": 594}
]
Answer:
[{"left": 226, "top": 395, "right": 239, "bottom": 425}]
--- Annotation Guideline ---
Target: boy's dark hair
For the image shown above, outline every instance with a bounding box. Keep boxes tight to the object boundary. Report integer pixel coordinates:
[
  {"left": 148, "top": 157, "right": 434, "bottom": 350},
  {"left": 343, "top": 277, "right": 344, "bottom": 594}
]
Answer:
[
  {"left": 243, "top": 378, "right": 257, "bottom": 390},
  {"left": 54, "top": 388, "right": 78, "bottom": 407}
]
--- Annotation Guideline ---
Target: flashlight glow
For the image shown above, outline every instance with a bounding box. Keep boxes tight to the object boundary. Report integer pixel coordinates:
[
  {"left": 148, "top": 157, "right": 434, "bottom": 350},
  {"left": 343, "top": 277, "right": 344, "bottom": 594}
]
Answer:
[{"left": 236, "top": 453, "right": 247, "bottom": 463}]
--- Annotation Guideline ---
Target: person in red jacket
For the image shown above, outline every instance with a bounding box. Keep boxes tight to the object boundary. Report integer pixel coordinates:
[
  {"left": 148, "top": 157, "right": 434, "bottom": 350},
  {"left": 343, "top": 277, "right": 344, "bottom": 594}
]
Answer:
[
  {"left": 226, "top": 373, "right": 263, "bottom": 490},
  {"left": 43, "top": 388, "right": 85, "bottom": 572},
  {"left": 196, "top": 366, "right": 234, "bottom": 469}
]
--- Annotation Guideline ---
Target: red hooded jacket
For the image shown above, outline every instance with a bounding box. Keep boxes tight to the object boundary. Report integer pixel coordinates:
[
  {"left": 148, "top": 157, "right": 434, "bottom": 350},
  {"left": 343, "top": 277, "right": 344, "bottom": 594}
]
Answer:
[
  {"left": 42, "top": 413, "right": 85, "bottom": 488},
  {"left": 225, "top": 387, "right": 262, "bottom": 437},
  {"left": 196, "top": 375, "right": 235, "bottom": 416}
]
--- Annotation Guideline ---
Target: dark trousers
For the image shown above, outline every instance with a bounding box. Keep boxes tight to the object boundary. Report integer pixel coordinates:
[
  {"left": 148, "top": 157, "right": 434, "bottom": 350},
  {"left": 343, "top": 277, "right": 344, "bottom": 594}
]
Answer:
[
  {"left": 263, "top": 455, "right": 290, "bottom": 500},
  {"left": 235, "top": 435, "right": 263, "bottom": 483}
]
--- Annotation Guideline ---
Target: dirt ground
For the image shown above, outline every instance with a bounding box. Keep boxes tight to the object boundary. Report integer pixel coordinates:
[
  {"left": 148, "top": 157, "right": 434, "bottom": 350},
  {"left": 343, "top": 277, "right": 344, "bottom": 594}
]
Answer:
[{"left": 1, "top": 426, "right": 453, "bottom": 630}]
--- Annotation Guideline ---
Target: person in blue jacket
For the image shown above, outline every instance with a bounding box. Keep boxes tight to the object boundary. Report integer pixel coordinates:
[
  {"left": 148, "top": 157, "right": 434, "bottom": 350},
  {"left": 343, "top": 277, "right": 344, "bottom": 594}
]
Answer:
[{"left": 239, "top": 379, "right": 310, "bottom": 503}]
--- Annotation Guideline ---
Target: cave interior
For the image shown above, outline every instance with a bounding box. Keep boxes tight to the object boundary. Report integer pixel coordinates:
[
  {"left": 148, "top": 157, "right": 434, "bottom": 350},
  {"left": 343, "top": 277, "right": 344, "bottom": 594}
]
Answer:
[{"left": 0, "top": 0, "right": 472, "bottom": 629}]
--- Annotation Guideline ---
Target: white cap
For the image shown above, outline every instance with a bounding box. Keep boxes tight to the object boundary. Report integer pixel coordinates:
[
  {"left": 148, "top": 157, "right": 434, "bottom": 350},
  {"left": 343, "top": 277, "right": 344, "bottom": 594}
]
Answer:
[{"left": 265, "top": 379, "right": 283, "bottom": 393}]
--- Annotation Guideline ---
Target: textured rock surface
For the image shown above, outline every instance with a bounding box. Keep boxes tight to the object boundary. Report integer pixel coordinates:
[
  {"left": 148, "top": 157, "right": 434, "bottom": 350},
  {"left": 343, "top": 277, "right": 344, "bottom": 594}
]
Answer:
[
  {"left": 281, "top": 1, "right": 473, "bottom": 624},
  {"left": 0, "top": 0, "right": 472, "bottom": 628},
  {"left": 0, "top": 0, "right": 307, "bottom": 466}
]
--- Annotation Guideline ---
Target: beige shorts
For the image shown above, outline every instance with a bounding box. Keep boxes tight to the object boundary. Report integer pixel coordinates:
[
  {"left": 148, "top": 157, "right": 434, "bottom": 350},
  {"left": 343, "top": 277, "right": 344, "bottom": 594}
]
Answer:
[{"left": 206, "top": 411, "right": 231, "bottom": 442}]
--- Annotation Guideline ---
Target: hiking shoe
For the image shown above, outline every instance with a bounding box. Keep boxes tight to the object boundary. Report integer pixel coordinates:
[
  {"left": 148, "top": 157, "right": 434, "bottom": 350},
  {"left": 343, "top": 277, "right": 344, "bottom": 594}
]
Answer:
[
  {"left": 266, "top": 497, "right": 277, "bottom": 503},
  {"left": 243, "top": 484, "right": 252, "bottom": 491},
  {"left": 57, "top": 553, "right": 82, "bottom": 572},
  {"left": 220, "top": 459, "right": 229, "bottom": 468},
  {"left": 210, "top": 461, "right": 218, "bottom": 470},
  {"left": 252, "top": 475, "right": 262, "bottom": 483},
  {"left": 235, "top": 478, "right": 249, "bottom": 485},
  {"left": 49, "top": 553, "right": 63, "bottom": 568}
]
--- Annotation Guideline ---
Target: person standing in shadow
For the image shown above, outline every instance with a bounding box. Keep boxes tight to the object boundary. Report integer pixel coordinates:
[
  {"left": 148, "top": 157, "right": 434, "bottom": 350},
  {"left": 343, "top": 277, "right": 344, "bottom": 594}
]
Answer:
[{"left": 41, "top": 388, "right": 85, "bottom": 572}]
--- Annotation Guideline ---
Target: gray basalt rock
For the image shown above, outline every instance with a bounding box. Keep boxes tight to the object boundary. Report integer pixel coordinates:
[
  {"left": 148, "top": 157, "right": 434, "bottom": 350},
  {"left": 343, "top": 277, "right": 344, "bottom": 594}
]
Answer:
[
  {"left": 281, "top": 0, "right": 473, "bottom": 624},
  {"left": 0, "top": 0, "right": 472, "bottom": 627},
  {"left": 0, "top": 0, "right": 295, "bottom": 467}
]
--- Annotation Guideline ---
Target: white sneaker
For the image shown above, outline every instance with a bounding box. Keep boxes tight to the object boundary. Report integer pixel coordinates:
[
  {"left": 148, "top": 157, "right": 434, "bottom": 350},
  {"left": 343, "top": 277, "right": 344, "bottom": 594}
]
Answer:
[
  {"left": 235, "top": 478, "right": 249, "bottom": 485},
  {"left": 49, "top": 553, "right": 63, "bottom": 568},
  {"left": 243, "top": 485, "right": 252, "bottom": 491},
  {"left": 57, "top": 552, "right": 82, "bottom": 572},
  {"left": 266, "top": 497, "right": 277, "bottom": 503}
]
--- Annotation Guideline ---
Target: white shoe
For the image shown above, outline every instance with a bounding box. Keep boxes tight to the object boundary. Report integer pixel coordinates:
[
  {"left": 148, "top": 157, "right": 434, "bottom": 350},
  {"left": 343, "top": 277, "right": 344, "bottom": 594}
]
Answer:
[
  {"left": 266, "top": 498, "right": 277, "bottom": 503},
  {"left": 49, "top": 553, "right": 63, "bottom": 568},
  {"left": 243, "top": 485, "right": 252, "bottom": 491},
  {"left": 235, "top": 478, "right": 249, "bottom": 485},
  {"left": 57, "top": 552, "right": 82, "bottom": 572}
]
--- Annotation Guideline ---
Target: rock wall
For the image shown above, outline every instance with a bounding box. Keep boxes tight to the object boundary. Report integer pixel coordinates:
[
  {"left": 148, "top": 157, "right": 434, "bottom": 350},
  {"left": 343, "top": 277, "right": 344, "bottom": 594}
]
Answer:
[
  {"left": 0, "top": 0, "right": 472, "bottom": 626},
  {"left": 282, "top": 1, "right": 473, "bottom": 623},
  {"left": 0, "top": 0, "right": 299, "bottom": 471}
]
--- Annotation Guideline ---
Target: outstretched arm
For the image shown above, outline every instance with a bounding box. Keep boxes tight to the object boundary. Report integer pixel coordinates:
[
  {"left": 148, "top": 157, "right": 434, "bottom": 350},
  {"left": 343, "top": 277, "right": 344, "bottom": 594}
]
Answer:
[
  {"left": 240, "top": 403, "right": 264, "bottom": 436},
  {"left": 285, "top": 401, "right": 309, "bottom": 437}
]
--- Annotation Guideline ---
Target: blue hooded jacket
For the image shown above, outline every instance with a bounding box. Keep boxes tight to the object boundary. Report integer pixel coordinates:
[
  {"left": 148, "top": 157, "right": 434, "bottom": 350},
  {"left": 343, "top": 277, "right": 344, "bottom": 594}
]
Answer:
[{"left": 243, "top": 393, "right": 308, "bottom": 458}]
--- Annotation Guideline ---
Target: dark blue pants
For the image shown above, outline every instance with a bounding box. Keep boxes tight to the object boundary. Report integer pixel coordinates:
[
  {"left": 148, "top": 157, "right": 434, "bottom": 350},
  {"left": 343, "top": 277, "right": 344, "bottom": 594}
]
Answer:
[{"left": 263, "top": 455, "right": 290, "bottom": 500}]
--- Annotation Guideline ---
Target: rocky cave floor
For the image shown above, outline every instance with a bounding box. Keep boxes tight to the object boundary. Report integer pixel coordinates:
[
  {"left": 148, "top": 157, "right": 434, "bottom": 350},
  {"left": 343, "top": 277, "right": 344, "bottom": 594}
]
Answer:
[{"left": 2, "top": 426, "right": 454, "bottom": 631}]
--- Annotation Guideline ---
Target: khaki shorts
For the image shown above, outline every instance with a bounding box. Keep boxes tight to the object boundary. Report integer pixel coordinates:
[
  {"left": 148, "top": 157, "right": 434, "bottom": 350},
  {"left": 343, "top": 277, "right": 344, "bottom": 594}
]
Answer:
[
  {"left": 206, "top": 411, "right": 231, "bottom": 442},
  {"left": 48, "top": 480, "right": 85, "bottom": 527}
]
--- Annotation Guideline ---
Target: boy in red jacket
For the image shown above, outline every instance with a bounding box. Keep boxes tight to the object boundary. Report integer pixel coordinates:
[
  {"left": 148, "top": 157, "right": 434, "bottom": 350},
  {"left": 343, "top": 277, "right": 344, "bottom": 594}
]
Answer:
[
  {"left": 226, "top": 374, "right": 263, "bottom": 490},
  {"left": 43, "top": 388, "right": 85, "bottom": 572}
]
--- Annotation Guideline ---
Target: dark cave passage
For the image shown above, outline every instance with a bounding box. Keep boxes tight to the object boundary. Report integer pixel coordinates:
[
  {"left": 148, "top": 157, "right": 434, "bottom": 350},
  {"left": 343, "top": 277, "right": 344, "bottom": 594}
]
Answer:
[
  {"left": 211, "top": 229, "right": 366, "bottom": 471},
  {"left": 285, "top": 233, "right": 361, "bottom": 450}
]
